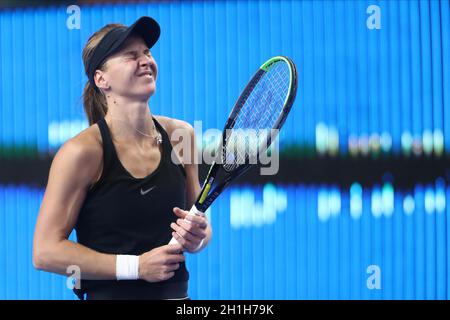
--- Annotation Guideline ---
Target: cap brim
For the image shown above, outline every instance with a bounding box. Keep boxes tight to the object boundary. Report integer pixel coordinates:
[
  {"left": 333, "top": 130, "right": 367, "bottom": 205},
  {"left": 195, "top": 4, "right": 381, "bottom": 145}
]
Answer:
[
  {"left": 127, "top": 16, "right": 160, "bottom": 49},
  {"left": 108, "top": 16, "right": 160, "bottom": 55}
]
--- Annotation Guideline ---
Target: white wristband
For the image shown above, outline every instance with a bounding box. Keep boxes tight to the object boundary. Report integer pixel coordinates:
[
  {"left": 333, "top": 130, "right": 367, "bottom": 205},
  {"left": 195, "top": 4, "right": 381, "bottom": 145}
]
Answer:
[{"left": 116, "top": 255, "right": 140, "bottom": 280}]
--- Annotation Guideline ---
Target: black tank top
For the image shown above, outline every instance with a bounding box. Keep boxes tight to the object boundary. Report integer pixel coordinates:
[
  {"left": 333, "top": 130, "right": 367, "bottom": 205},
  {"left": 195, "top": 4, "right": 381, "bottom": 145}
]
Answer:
[{"left": 73, "top": 117, "right": 188, "bottom": 300}]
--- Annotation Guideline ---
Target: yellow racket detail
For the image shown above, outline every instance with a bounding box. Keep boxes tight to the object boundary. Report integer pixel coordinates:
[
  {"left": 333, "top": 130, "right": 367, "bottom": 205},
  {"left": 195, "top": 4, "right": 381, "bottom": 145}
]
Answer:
[{"left": 198, "top": 183, "right": 211, "bottom": 204}]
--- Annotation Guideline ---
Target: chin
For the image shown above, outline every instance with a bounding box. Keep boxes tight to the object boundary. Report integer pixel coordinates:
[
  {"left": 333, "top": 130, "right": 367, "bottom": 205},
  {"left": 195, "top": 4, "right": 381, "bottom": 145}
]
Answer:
[
  {"left": 136, "top": 85, "right": 156, "bottom": 100},
  {"left": 145, "top": 86, "right": 156, "bottom": 98}
]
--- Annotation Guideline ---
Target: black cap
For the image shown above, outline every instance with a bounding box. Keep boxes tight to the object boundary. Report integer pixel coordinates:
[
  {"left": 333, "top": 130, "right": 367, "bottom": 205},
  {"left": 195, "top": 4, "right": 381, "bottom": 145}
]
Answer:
[{"left": 86, "top": 16, "right": 160, "bottom": 89}]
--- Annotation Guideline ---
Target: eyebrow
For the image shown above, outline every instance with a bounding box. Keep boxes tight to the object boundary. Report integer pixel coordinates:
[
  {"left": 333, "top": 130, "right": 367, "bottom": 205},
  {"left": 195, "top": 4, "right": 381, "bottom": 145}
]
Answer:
[{"left": 122, "top": 49, "right": 150, "bottom": 56}]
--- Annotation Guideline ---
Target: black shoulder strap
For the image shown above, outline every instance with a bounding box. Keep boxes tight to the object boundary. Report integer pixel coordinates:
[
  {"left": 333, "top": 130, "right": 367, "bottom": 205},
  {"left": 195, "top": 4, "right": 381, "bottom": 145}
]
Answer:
[
  {"left": 96, "top": 118, "right": 116, "bottom": 175},
  {"left": 153, "top": 117, "right": 187, "bottom": 177},
  {"left": 153, "top": 117, "right": 171, "bottom": 159}
]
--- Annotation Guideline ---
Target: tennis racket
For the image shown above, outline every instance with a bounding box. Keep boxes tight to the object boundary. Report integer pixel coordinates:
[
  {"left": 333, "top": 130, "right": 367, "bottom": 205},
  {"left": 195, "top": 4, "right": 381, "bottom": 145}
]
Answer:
[{"left": 169, "top": 55, "right": 298, "bottom": 245}]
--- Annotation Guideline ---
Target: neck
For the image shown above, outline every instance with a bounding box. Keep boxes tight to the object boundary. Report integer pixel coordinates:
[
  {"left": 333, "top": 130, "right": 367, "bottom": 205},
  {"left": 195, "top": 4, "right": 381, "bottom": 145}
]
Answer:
[{"left": 104, "top": 96, "right": 156, "bottom": 142}]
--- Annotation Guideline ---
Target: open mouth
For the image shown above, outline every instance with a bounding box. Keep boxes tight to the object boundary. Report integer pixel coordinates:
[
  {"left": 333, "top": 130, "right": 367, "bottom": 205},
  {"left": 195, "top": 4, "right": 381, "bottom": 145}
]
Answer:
[{"left": 137, "top": 69, "right": 155, "bottom": 80}]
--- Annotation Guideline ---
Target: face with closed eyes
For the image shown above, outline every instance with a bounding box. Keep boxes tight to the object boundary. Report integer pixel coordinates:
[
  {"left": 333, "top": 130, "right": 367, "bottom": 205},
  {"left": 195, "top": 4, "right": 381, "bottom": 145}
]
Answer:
[{"left": 94, "top": 34, "right": 158, "bottom": 101}]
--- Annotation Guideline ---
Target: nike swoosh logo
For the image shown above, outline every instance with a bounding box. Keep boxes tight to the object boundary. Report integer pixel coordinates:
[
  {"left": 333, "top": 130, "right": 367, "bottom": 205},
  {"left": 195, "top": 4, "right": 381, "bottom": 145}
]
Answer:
[{"left": 140, "top": 186, "right": 156, "bottom": 195}]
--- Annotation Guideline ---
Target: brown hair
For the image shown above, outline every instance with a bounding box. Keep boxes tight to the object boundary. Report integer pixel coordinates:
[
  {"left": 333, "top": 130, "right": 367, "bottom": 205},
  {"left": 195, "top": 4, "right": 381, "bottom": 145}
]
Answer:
[{"left": 82, "top": 23, "right": 125, "bottom": 125}]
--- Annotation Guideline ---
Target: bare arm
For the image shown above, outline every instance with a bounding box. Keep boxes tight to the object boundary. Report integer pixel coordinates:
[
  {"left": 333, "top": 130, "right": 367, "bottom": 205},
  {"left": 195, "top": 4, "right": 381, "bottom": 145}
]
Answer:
[
  {"left": 184, "top": 123, "right": 212, "bottom": 247},
  {"left": 32, "top": 136, "right": 117, "bottom": 280},
  {"left": 169, "top": 120, "right": 212, "bottom": 252}
]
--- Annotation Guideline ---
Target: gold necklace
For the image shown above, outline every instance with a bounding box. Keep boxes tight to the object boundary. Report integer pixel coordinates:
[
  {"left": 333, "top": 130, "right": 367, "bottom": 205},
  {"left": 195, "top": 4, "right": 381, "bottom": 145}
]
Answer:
[{"left": 109, "top": 117, "right": 163, "bottom": 145}]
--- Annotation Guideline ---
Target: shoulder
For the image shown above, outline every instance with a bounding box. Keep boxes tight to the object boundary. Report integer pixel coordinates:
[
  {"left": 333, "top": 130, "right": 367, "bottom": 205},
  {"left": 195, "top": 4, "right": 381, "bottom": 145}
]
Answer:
[
  {"left": 154, "top": 116, "right": 198, "bottom": 170},
  {"left": 155, "top": 116, "right": 194, "bottom": 133},
  {"left": 50, "top": 123, "right": 103, "bottom": 185},
  {"left": 154, "top": 115, "right": 194, "bottom": 138},
  {"left": 60, "top": 124, "right": 102, "bottom": 161}
]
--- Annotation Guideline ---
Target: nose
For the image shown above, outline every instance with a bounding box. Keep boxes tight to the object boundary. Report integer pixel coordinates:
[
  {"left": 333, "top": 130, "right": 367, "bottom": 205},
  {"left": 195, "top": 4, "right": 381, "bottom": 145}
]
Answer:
[
  {"left": 140, "top": 55, "right": 157, "bottom": 76},
  {"left": 139, "top": 54, "right": 151, "bottom": 68}
]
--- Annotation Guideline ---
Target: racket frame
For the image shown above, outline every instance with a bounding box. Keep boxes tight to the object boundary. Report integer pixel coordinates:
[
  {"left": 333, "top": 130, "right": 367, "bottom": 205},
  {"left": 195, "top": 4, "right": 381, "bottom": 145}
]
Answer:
[
  {"left": 169, "top": 55, "right": 298, "bottom": 246},
  {"left": 194, "top": 56, "right": 298, "bottom": 213}
]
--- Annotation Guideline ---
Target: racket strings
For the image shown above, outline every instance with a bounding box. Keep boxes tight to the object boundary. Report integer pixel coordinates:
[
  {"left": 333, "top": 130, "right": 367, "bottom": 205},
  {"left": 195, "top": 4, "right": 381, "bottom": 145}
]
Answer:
[{"left": 223, "top": 61, "right": 291, "bottom": 172}]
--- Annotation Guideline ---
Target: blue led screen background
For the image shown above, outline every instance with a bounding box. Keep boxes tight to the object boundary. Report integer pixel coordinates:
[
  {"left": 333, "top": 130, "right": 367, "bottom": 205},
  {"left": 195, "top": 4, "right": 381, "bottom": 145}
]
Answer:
[{"left": 0, "top": 0, "right": 449, "bottom": 299}]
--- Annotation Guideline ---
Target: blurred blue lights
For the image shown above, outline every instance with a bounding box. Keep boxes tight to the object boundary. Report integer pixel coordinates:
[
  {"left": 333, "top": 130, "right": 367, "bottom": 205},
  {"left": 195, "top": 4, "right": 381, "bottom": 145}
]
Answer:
[
  {"left": 230, "top": 183, "right": 287, "bottom": 228},
  {"left": 0, "top": 1, "right": 448, "bottom": 157},
  {"left": 0, "top": 0, "right": 449, "bottom": 301},
  {"left": 2, "top": 181, "right": 449, "bottom": 299}
]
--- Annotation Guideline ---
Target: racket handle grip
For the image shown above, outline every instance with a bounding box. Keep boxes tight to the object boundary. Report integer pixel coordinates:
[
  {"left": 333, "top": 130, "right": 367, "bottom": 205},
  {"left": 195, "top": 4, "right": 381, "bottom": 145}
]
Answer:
[{"left": 168, "top": 205, "right": 205, "bottom": 245}]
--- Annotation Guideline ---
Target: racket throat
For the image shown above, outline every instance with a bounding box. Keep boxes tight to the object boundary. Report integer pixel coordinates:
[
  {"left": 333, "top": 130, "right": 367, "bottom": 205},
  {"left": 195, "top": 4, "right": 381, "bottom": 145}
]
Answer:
[{"left": 198, "top": 182, "right": 212, "bottom": 205}]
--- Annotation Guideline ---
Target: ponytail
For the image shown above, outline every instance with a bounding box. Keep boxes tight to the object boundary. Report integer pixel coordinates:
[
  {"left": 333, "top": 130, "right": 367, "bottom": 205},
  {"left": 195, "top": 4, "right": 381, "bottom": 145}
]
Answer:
[{"left": 82, "top": 81, "right": 107, "bottom": 125}]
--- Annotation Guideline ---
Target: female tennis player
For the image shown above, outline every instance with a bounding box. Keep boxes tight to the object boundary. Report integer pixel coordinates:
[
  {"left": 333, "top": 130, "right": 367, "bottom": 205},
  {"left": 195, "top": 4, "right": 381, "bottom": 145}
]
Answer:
[{"left": 32, "top": 16, "right": 212, "bottom": 300}]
